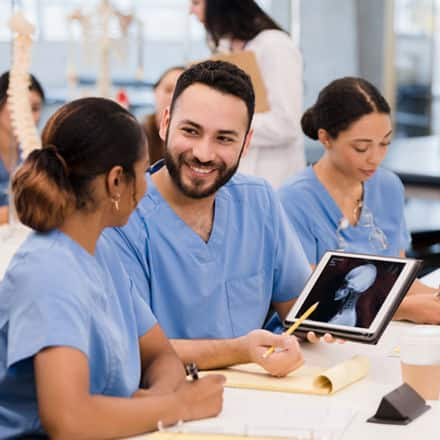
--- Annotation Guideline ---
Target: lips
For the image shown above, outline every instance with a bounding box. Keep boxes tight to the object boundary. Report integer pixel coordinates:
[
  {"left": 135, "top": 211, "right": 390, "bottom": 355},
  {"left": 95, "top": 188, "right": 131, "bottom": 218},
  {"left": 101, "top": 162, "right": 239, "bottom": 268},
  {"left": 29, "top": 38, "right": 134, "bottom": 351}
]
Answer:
[{"left": 360, "top": 169, "right": 376, "bottom": 177}]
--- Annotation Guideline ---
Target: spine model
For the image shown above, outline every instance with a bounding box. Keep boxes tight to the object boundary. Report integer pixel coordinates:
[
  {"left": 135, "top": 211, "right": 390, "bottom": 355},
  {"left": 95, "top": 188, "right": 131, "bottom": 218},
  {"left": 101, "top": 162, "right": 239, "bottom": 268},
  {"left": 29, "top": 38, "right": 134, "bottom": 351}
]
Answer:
[{"left": 7, "top": 12, "right": 41, "bottom": 159}]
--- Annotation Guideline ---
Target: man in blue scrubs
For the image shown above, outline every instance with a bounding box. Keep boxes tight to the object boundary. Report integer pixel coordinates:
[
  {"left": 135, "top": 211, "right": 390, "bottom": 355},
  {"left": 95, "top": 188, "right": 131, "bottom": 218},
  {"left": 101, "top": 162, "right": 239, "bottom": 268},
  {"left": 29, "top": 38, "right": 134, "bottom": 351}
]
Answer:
[{"left": 103, "top": 61, "right": 311, "bottom": 376}]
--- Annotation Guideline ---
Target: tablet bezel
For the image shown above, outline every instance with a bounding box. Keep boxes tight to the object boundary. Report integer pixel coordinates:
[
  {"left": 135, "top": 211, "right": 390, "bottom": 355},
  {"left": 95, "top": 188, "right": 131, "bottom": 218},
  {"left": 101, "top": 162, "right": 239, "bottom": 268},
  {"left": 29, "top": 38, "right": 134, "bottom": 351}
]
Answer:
[{"left": 284, "top": 251, "right": 421, "bottom": 343}]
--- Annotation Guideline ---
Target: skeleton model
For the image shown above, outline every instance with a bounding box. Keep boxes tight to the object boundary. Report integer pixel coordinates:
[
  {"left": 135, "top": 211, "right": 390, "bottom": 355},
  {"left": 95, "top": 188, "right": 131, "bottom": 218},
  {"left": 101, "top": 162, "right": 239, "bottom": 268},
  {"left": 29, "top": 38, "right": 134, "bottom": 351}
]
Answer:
[
  {"left": 67, "top": 0, "right": 143, "bottom": 98},
  {"left": 7, "top": 11, "right": 41, "bottom": 159}
]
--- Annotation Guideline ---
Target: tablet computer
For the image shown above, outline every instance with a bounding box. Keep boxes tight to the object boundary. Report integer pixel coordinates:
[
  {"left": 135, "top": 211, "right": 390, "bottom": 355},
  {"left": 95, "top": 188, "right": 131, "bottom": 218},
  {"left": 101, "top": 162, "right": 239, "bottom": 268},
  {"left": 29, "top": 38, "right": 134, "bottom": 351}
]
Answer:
[{"left": 284, "top": 251, "right": 423, "bottom": 344}]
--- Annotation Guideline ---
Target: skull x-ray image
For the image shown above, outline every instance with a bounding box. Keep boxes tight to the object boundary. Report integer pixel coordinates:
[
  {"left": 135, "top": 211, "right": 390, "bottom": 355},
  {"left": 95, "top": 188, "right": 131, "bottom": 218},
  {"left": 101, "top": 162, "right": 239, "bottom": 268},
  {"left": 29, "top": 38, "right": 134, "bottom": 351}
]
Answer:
[
  {"left": 328, "top": 264, "right": 377, "bottom": 326},
  {"left": 296, "top": 256, "right": 405, "bottom": 328}
]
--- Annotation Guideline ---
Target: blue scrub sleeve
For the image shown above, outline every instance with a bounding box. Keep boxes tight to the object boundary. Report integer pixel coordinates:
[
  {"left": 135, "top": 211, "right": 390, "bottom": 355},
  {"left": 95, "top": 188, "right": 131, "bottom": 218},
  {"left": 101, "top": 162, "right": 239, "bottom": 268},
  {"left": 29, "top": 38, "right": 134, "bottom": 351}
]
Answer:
[
  {"left": 7, "top": 291, "right": 90, "bottom": 368},
  {"left": 270, "top": 185, "right": 312, "bottom": 303},
  {"left": 103, "top": 218, "right": 152, "bottom": 307},
  {"left": 129, "top": 280, "right": 157, "bottom": 337}
]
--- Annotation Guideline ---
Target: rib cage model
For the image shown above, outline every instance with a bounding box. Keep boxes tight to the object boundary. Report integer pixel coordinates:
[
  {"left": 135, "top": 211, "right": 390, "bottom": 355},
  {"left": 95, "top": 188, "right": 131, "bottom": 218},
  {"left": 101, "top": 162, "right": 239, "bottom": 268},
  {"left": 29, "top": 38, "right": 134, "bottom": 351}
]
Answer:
[{"left": 7, "top": 11, "right": 41, "bottom": 159}]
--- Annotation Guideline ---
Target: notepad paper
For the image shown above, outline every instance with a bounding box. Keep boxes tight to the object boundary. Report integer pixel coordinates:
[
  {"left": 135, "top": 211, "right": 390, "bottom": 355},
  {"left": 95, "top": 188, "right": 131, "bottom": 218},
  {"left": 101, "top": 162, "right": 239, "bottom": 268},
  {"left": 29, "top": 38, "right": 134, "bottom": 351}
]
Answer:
[
  {"left": 148, "top": 404, "right": 356, "bottom": 440},
  {"left": 201, "top": 355, "right": 369, "bottom": 395}
]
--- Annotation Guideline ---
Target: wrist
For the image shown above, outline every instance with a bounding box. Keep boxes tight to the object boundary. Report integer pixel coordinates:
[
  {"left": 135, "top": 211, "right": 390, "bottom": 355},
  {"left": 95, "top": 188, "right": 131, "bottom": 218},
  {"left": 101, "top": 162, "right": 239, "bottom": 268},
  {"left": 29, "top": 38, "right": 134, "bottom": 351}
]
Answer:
[
  {"left": 234, "top": 334, "right": 253, "bottom": 364},
  {"left": 394, "top": 298, "right": 411, "bottom": 321}
]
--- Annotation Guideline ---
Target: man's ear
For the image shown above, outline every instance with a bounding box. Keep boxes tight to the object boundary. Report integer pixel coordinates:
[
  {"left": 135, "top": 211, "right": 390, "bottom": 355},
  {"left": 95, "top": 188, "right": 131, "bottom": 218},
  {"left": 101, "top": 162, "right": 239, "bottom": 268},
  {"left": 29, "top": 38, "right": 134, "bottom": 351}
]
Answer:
[
  {"left": 241, "top": 128, "right": 254, "bottom": 158},
  {"left": 318, "top": 129, "right": 332, "bottom": 150},
  {"left": 106, "top": 165, "right": 124, "bottom": 196},
  {"left": 159, "top": 106, "right": 171, "bottom": 142}
]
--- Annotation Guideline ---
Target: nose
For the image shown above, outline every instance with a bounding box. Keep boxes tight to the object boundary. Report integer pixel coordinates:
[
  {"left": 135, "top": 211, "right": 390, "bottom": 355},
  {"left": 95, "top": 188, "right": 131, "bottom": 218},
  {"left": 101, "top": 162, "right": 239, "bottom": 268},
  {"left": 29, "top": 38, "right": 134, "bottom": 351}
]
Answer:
[
  {"left": 367, "top": 144, "right": 386, "bottom": 166},
  {"left": 191, "top": 138, "right": 216, "bottom": 163}
]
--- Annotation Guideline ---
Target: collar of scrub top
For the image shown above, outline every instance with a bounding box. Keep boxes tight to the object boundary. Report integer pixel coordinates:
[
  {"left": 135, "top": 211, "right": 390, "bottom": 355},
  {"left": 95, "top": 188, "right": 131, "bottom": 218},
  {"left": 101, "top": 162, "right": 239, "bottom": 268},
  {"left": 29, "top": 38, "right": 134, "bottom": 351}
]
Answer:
[
  {"left": 335, "top": 204, "right": 388, "bottom": 252},
  {"left": 148, "top": 158, "right": 165, "bottom": 175}
]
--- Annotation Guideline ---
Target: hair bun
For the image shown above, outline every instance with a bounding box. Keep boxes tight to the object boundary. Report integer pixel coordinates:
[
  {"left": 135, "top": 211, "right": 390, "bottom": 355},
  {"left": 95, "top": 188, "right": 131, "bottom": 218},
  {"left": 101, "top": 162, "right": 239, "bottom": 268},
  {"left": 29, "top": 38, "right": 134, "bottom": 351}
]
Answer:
[
  {"left": 301, "top": 107, "right": 318, "bottom": 140},
  {"left": 12, "top": 146, "right": 73, "bottom": 232},
  {"left": 43, "top": 145, "right": 69, "bottom": 175}
]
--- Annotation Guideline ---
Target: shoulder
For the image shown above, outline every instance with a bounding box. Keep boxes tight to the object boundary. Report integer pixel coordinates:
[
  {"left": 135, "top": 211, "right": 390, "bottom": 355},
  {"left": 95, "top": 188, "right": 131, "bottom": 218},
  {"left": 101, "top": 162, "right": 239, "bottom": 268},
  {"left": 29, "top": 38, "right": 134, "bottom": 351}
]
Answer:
[
  {"left": 3, "top": 232, "right": 90, "bottom": 303},
  {"left": 370, "top": 167, "right": 404, "bottom": 193},
  {"left": 248, "top": 30, "right": 299, "bottom": 54},
  {"left": 222, "top": 173, "right": 278, "bottom": 208},
  {"left": 120, "top": 190, "right": 158, "bottom": 236},
  {"left": 11, "top": 232, "right": 78, "bottom": 271},
  {"left": 278, "top": 168, "right": 317, "bottom": 202},
  {"left": 251, "top": 29, "right": 292, "bottom": 46}
]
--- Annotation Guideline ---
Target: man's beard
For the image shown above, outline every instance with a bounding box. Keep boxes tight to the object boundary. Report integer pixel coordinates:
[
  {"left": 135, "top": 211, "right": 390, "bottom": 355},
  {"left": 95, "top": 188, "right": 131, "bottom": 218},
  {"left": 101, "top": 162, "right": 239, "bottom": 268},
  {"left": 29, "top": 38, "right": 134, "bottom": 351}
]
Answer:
[{"left": 163, "top": 131, "right": 243, "bottom": 199}]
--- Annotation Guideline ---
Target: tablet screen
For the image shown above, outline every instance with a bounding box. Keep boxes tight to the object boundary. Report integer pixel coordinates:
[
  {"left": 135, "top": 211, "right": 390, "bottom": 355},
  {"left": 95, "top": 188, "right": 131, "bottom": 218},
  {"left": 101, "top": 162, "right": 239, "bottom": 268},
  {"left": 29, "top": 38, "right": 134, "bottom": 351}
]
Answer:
[{"left": 295, "top": 254, "right": 405, "bottom": 329}]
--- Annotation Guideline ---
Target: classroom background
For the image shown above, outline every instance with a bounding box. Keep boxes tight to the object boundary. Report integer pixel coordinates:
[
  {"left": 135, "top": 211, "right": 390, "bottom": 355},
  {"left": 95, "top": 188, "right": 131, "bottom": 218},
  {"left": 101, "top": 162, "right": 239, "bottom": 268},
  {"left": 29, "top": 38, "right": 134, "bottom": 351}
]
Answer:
[{"left": 1, "top": 0, "right": 440, "bottom": 268}]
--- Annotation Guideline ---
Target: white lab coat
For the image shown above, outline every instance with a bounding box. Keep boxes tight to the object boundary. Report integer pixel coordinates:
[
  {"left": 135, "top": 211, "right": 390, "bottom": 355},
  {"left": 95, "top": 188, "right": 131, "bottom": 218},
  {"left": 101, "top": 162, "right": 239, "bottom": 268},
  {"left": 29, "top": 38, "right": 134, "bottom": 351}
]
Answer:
[{"left": 237, "top": 29, "right": 306, "bottom": 188}]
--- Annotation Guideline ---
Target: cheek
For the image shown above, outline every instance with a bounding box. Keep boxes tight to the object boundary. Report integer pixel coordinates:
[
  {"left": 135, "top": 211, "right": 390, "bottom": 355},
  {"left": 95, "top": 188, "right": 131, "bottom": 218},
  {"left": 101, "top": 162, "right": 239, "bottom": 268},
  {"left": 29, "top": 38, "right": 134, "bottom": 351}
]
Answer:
[
  {"left": 340, "top": 150, "right": 361, "bottom": 167},
  {"left": 32, "top": 110, "right": 41, "bottom": 125},
  {"left": 167, "top": 133, "right": 187, "bottom": 155}
]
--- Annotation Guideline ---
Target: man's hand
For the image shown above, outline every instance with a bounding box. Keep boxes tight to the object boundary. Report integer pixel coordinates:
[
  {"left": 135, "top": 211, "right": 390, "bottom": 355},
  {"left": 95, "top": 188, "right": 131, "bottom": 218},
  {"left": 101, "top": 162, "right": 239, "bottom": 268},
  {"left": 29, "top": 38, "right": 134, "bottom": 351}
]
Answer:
[
  {"left": 241, "top": 329, "right": 303, "bottom": 377},
  {"left": 305, "top": 332, "right": 344, "bottom": 344}
]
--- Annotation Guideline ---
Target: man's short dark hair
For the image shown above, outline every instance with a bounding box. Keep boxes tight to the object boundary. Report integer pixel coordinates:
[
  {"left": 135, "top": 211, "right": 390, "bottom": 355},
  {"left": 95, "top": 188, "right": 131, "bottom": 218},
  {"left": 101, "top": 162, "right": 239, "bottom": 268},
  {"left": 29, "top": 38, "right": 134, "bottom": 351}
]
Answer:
[{"left": 169, "top": 60, "right": 255, "bottom": 132}]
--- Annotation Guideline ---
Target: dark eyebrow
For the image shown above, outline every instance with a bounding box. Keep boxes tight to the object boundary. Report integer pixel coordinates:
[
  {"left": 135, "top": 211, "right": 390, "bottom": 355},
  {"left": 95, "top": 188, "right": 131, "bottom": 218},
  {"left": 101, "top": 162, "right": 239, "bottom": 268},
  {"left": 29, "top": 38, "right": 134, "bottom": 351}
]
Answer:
[
  {"left": 217, "top": 129, "right": 239, "bottom": 138},
  {"left": 179, "top": 120, "right": 239, "bottom": 138},
  {"left": 179, "top": 119, "right": 202, "bottom": 130},
  {"left": 352, "top": 130, "right": 393, "bottom": 143}
]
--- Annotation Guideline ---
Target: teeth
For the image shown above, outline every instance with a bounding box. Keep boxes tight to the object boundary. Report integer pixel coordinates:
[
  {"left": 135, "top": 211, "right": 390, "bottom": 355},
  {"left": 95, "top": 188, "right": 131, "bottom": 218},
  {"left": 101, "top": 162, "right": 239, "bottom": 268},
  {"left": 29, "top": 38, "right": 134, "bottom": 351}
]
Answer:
[{"left": 190, "top": 165, "right": 213, "bottom": 174}]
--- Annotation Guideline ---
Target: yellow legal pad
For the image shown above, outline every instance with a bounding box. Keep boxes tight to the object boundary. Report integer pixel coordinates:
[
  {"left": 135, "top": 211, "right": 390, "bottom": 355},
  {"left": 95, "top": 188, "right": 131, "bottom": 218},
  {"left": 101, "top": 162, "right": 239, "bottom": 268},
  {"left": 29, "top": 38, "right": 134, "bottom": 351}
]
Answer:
[{"left": 200, "top": 355, "right": 369, "bottom": 395}]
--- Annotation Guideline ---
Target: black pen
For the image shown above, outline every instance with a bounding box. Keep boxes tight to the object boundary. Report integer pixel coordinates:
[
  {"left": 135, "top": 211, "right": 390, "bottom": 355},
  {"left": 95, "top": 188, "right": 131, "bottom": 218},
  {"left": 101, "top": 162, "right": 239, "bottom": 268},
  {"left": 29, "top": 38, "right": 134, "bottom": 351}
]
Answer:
[{"left": 185, "top": 362, "right": 199, "bottom": 380}]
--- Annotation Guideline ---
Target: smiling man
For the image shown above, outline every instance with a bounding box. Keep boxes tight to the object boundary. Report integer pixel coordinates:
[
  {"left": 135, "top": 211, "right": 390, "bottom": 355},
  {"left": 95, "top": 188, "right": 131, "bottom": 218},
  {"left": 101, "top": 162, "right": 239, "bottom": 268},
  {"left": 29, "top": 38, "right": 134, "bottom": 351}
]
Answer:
[{"left": 102, "top": 61, "right": 311, "bottom": 376}]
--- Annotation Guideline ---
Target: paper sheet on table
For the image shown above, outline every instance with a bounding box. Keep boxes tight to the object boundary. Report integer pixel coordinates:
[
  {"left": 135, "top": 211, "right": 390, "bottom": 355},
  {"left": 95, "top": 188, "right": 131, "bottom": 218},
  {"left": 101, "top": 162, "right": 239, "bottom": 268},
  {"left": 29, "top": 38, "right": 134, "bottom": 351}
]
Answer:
[
  {"left": 149, "top": 405, "right": 357, "bottom": 439},
  {"left": 201, "top": 355, "right": 369, "bottom": 395}
]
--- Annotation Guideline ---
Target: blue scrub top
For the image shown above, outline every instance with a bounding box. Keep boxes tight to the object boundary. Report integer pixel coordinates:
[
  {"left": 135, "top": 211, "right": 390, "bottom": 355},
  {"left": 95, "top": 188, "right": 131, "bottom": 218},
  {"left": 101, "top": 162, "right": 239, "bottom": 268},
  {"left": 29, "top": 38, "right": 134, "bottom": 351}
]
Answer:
[
  {"left": 278, "top": 166, "right": 411, "bottom": 265},
  {"left": 0, "top": 230, "right": 156, "bottom": 438},
  {"left": 102, "top": 162, "right": 311, "bottom": 339}
]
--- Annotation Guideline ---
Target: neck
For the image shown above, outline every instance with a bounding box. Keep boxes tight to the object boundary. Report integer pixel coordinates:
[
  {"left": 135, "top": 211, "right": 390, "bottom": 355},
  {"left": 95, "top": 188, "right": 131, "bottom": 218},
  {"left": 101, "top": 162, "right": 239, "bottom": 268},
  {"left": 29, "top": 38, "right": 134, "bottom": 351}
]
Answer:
[
  {"left": 59, "top": 210, "right": 107, "bottom": 255},
  {"left": 314, "top": 156, "right": 364, "bottom": 225},
  {"left": 314, "top": 156, "right": 363, "bottom": 199},
  {"left": 153, "top": 167, "right": 216, "bottom": 242}
]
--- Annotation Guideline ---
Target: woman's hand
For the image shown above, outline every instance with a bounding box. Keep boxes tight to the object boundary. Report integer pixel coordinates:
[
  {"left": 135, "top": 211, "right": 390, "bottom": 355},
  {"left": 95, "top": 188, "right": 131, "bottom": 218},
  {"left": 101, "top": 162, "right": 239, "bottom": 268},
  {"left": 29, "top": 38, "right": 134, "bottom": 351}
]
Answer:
[
  {"left": 395, "top": 293, "right": 440, "bottom": 324},
  {"left": 175, "top": 375, "right": 225, "bottom": 422}
]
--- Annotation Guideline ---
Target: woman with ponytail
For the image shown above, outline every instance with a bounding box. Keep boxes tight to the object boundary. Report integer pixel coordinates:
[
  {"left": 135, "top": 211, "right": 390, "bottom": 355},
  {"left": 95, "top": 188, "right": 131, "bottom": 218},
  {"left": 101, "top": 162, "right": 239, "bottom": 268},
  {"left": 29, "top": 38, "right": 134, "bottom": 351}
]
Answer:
[
  {"left": 278, "top": 77, "right": 440, "bottom": 325},
  {"left": 0, "top": 97, "right": 224, "bottom": 439},
  {"left": 0, "top": 71, "right": 45, "bottom": 224}
]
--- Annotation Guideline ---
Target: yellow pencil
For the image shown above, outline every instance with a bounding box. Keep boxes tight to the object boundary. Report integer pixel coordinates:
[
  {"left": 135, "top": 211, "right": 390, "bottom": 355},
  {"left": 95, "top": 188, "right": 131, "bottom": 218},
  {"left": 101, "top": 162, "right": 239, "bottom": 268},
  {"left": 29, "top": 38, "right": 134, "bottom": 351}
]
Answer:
[{"left": 262, "top": 301, "right": 319, "bottom": 359}]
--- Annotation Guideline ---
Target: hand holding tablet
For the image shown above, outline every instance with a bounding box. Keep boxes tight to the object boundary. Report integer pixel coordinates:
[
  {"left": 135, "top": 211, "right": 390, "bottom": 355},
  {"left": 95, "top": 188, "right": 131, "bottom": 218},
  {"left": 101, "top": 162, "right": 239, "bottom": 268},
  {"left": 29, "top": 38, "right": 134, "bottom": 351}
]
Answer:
[{"left": 285, "top": 251, "right": 422, "bottom": 344}]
